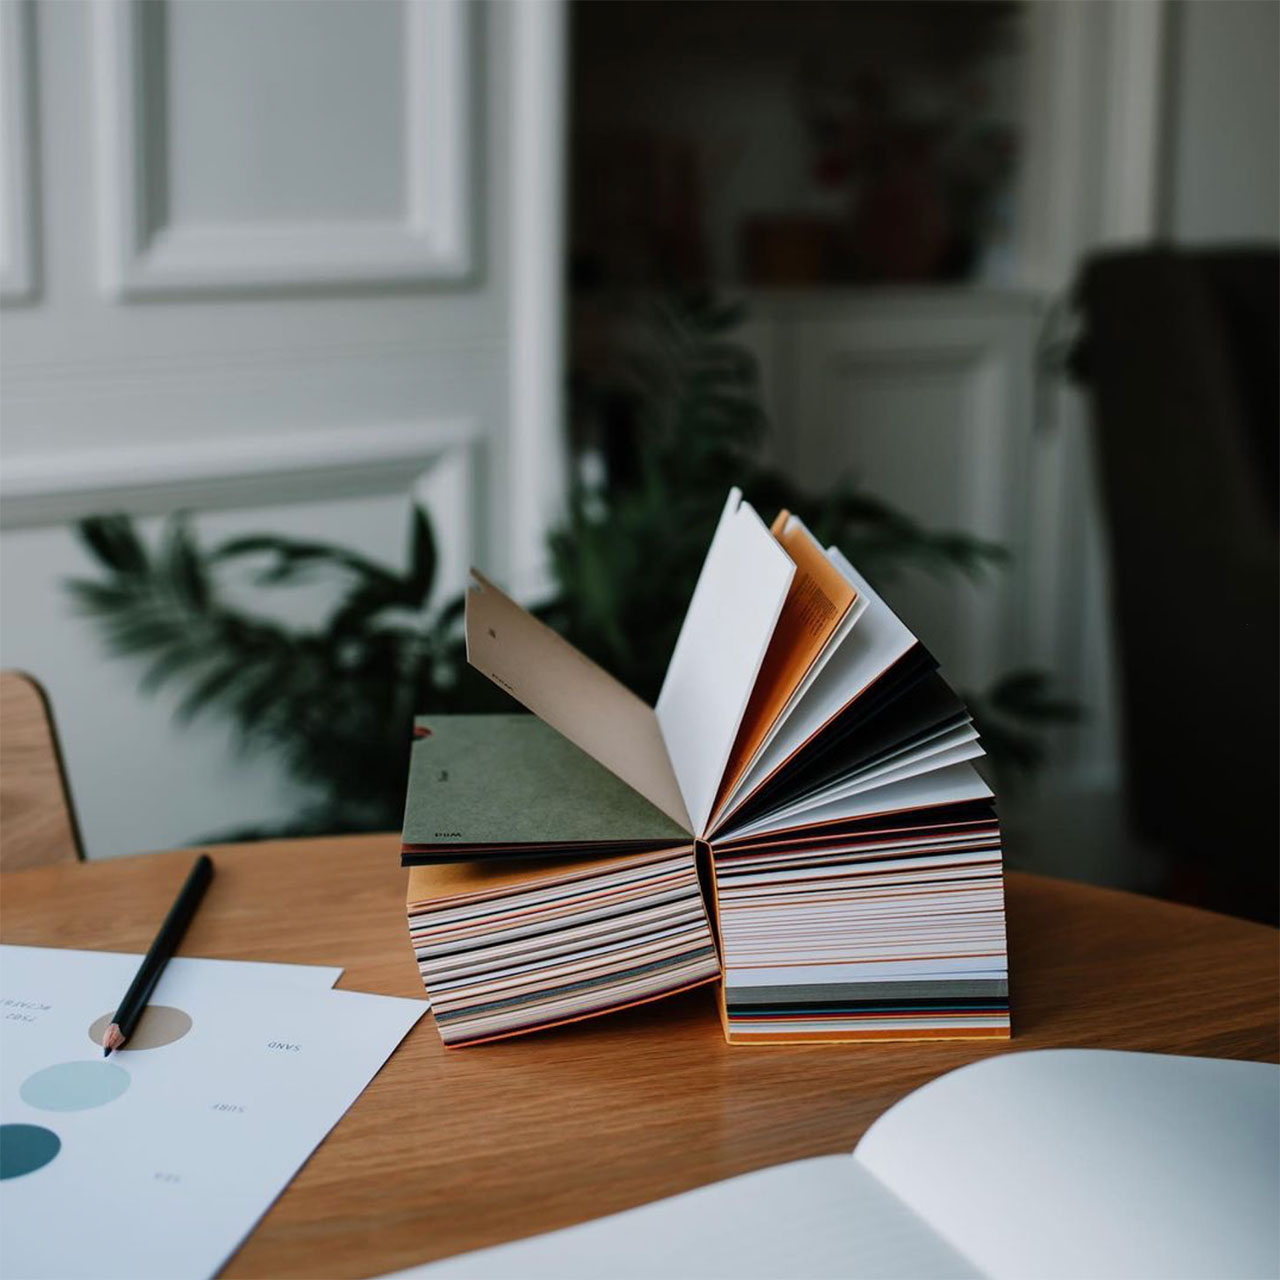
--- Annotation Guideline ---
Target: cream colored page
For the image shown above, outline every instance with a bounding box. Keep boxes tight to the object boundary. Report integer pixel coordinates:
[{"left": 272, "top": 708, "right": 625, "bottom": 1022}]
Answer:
[
  {"left": 655, "top": 489, "right": 795, "bottom": 836},
  {"left": 465, "top": 573, "right": 691, "bottom": 831},
  {"left": 855, "top": 1049, "right": 1280, "bottom": 1280}
]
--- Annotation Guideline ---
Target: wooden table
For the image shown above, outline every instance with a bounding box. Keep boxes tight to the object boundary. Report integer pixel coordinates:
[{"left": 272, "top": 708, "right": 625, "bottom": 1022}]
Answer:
[{"left": 3, "top": 837, "right": 1276, "bottom": 1278}]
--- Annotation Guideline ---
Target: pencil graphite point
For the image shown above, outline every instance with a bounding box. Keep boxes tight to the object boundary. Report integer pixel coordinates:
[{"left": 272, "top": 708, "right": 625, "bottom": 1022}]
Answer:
[{"left": 94, "top": 854, "right": 211, "bottom": 1070}]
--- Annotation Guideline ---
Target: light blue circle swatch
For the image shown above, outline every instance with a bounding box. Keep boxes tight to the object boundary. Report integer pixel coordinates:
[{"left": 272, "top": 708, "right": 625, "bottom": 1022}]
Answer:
[
  {"left": 0, "top": 1124, "right": 62, "bottom": 1179},
  {"left": 20, "top": 1060, "right": 130, "bottom": 1112}
]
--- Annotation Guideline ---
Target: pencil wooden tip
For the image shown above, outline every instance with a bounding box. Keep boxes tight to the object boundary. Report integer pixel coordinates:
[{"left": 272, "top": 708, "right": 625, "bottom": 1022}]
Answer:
[{"left": 101, "top": 1023, "right": 125, "bottom": 1054}]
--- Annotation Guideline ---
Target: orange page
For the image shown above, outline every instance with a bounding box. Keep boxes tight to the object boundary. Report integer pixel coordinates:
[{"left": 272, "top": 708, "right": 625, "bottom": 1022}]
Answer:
[
  {"left": 711, "top": 512, "right": 857, "bottom": 816},
  {"left": 406, "top": 846, "right": 694, "bottom": 908}
]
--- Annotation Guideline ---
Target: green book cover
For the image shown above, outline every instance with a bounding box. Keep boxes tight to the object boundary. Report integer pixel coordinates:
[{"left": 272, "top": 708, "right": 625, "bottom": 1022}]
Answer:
[{"left": 401, "top": 715, "right": 691, "bottom": 853}]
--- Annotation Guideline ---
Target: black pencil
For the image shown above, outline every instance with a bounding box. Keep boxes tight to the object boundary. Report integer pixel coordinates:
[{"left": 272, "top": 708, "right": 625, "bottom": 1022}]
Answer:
[{"left": 102, "top": 853, "right": 214, "bottom": 1055}]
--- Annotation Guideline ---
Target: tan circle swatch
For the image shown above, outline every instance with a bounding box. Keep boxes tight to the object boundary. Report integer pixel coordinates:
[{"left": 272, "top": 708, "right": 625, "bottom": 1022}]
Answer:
[{"left": 87, "top": 1005, "right": 193, "bottom": 1051}]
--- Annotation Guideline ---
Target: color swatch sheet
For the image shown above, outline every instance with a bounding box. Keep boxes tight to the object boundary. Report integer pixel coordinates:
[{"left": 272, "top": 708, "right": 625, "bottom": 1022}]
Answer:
[{"left": 0, "top": 945, "right": 427, "bottom": 1279}]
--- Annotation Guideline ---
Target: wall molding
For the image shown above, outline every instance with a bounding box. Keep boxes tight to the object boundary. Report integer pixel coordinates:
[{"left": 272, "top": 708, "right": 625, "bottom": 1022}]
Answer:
[
  {"left": 503, "top": 0, "right": 567, "bottom": 602},
  {"left": 1017, "top": 0, "right": 1167, "bottom": 291},
  {"left": 1012, "top": 0, "right": 1167, "bottom": 791},
  {"left": 0, "top": 418, "right": 482, "bottom": 528},
  {"left": 820, "top": 333, "right": 1031, "bottom": 688},
  {"left": 1101, "top": 0, "right": 1166, "bottom": 241},
  {"left": 0, "top": 0, "right": 37, "bottom": 303},
  {"left": 2, "top": 337, "right": 503, "bottom": 402},
  {"left": 93, "top": 0, "right": 475, "bottom": 298}
]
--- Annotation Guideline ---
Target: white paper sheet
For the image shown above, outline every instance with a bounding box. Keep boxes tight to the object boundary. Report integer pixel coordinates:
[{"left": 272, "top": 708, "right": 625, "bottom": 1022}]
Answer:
[
  {"left": 382, "top": 1155, "right": 976, "bottom": 1280},
  {"left": 744, "top": 731, "right": 984, "bottom": 830},
  {"left": 381, "top": 1050, "right": 1279, "bottom": 1280},
  {"left": 719, "top": 761, "right": 993, "bottom": 842},
  {"left": 856, "top": 1049, "right": 1280, "bottom": 1280},
  {"left": 0, "top": 945, "right": 426, "bottom": 1280},
  {"left": 0, "top": 944, "right": 343, "bottom": 991},
  {"left": 655, "top": 488, "right": 795, "bottom": 836}
]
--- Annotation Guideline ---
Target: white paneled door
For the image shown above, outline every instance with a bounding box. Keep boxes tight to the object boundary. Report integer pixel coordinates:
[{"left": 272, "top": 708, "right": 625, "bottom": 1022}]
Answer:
[
  {"left": 0, "top": 0, "right": 566, "bottom": 858},
  {"left": 95, "top": 0, "right": 474, "bottom": 295},
  {"left": 749, "top": 290, "right": 1040, "bottom": 697}
]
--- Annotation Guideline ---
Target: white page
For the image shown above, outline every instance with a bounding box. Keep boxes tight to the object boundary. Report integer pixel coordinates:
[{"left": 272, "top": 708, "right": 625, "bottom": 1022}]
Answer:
[
  {"left": 838, "top": 740, "right": 984, "bottom": 794},
  {"left": 778, "top": 716, "right": 979, "bottom": 807},
  {"left": 719, "top": 762, "right": 993, "bottom": 842},
  {"left": 763, "top": 739, "right": 986, "bottom": 820},
  {"left": 655, "top": 488, "right": 795, "bottom": 836},
  {"left": 711, "top": 528, "right": 870, "bottom": 826},
  {"left": 855, "top": 1049, "right": 1280, "bottom": 1280},
  {"left": 382, "top": 1154, "right": 978, "bottom": 1280},
  {"left": 720, "top": 846, "right": 1001, "bottom": 890},
  {"left": 717, "top": 832, "right": 1002, "bottom": 873},
  {"left": 0, "top": 946, "right": 426, "bottom": 1279},
  {"left": 746, "top": 731, "right": 983, "bottom": 829},
  {"left": 829, "top": 719, "right": 980, "bottom": 788},
  {"left": 0, "top": 944, "right": 343, "bottom": 990},
  {"left": 383, "top": 1050, "right": 1276, "bottom": 1280},
  {"left": 726, "top": 960, "right": 1008, "bottom": 988},
  {"left": 715, "top": 552, "right": 916, "bottom": 834}
]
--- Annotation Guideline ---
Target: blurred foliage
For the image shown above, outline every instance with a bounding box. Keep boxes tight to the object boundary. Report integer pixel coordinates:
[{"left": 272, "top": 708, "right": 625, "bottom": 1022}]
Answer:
[
  {"left": 966, "top": 668, "right": 1081, "bottom": 780},
  {"left": 68, "top": 512, "right": 503, "bottom": 838},
  {"left": 546, "top": 294, "right": 1007, "bottom": 701},
  {"left": 69, "top": 294, "right": 1071, "bottom": 839}
]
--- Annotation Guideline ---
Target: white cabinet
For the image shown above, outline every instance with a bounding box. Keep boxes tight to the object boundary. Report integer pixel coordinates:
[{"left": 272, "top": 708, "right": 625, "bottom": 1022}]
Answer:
[{"left": 746, "top": 290, "right": 1041, "bottom": 694}]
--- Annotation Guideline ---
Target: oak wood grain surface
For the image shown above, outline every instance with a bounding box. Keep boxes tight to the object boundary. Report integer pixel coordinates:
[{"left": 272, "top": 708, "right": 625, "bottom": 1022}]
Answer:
[{"left": 2, "top": 836, "right": 1276, "bottom": 1278}]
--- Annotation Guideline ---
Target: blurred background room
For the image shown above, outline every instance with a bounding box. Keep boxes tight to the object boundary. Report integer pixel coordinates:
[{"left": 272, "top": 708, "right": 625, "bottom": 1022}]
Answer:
[{"left": 1, "top": 0, "right": 1276, "bottom": 920}]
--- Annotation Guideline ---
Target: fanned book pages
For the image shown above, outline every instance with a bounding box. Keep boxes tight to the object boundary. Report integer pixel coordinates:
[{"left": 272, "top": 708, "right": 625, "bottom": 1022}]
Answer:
[{"left": 401, "top": 489, "right": 1009, "bottom": 1046}]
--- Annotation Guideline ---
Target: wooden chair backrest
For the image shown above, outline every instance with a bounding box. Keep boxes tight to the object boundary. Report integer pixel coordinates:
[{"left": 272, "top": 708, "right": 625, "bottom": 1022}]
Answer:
[{"left": 0, "top": 671, "right": 85, "bottom": 871}]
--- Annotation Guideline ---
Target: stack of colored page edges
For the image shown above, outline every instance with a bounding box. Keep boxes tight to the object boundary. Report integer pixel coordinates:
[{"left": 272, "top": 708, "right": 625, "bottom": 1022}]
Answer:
[
  {"left": 401, "top": 488, "right": 1010, "bottom": 1047},
  {"left": 406, "top": 846, "right": 719, "bottom": 1046}
]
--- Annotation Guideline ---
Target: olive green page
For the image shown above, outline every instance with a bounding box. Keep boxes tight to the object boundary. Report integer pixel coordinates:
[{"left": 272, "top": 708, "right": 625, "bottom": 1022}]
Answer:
[{"left": 401, "top": 715, "right": 693, "bottom": 851}]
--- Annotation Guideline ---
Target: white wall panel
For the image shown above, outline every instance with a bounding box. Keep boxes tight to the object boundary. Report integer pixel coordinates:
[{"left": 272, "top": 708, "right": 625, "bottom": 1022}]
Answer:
[
  {"left": 0, "top": 420, "right": 482, "bottom": 528},
  {"left": 1164, "top": 0, "right": 1279, "bottom": 242},
  {"left": 753, "top": 290, "right": 1039, "bottom": 695},
  {"left": 95, "top": 0, "right": 473, "bottom": 294},
  {"left": 744, "top": 287, "right": 1137, "bottom": 882},
  {"left": 0, "top": 0, "right": 36, "bottom": 301},
  {"left": 163, "top": 1, "right": 406, "bottom": 226},
  {"left": 0, "top": 0, "right": 568, "bottom": 858}
]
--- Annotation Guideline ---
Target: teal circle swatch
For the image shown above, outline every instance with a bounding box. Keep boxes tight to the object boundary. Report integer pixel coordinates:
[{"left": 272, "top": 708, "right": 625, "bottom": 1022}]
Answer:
[
  {"left": 20, "top": 1060, "right": 130, "bottom": 1112},
  {"left": 0, "top": 1124, "right": 62, "bottom": 1179}
]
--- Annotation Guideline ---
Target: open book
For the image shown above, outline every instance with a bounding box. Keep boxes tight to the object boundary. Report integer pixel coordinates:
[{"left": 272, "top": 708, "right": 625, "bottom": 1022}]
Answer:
[
  {"left": 402, "top": 489, "right": 1008, "bottom": 1046},
  {"left": 387, "top": 1050, "right": 1280, "bottom": 1280}
]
